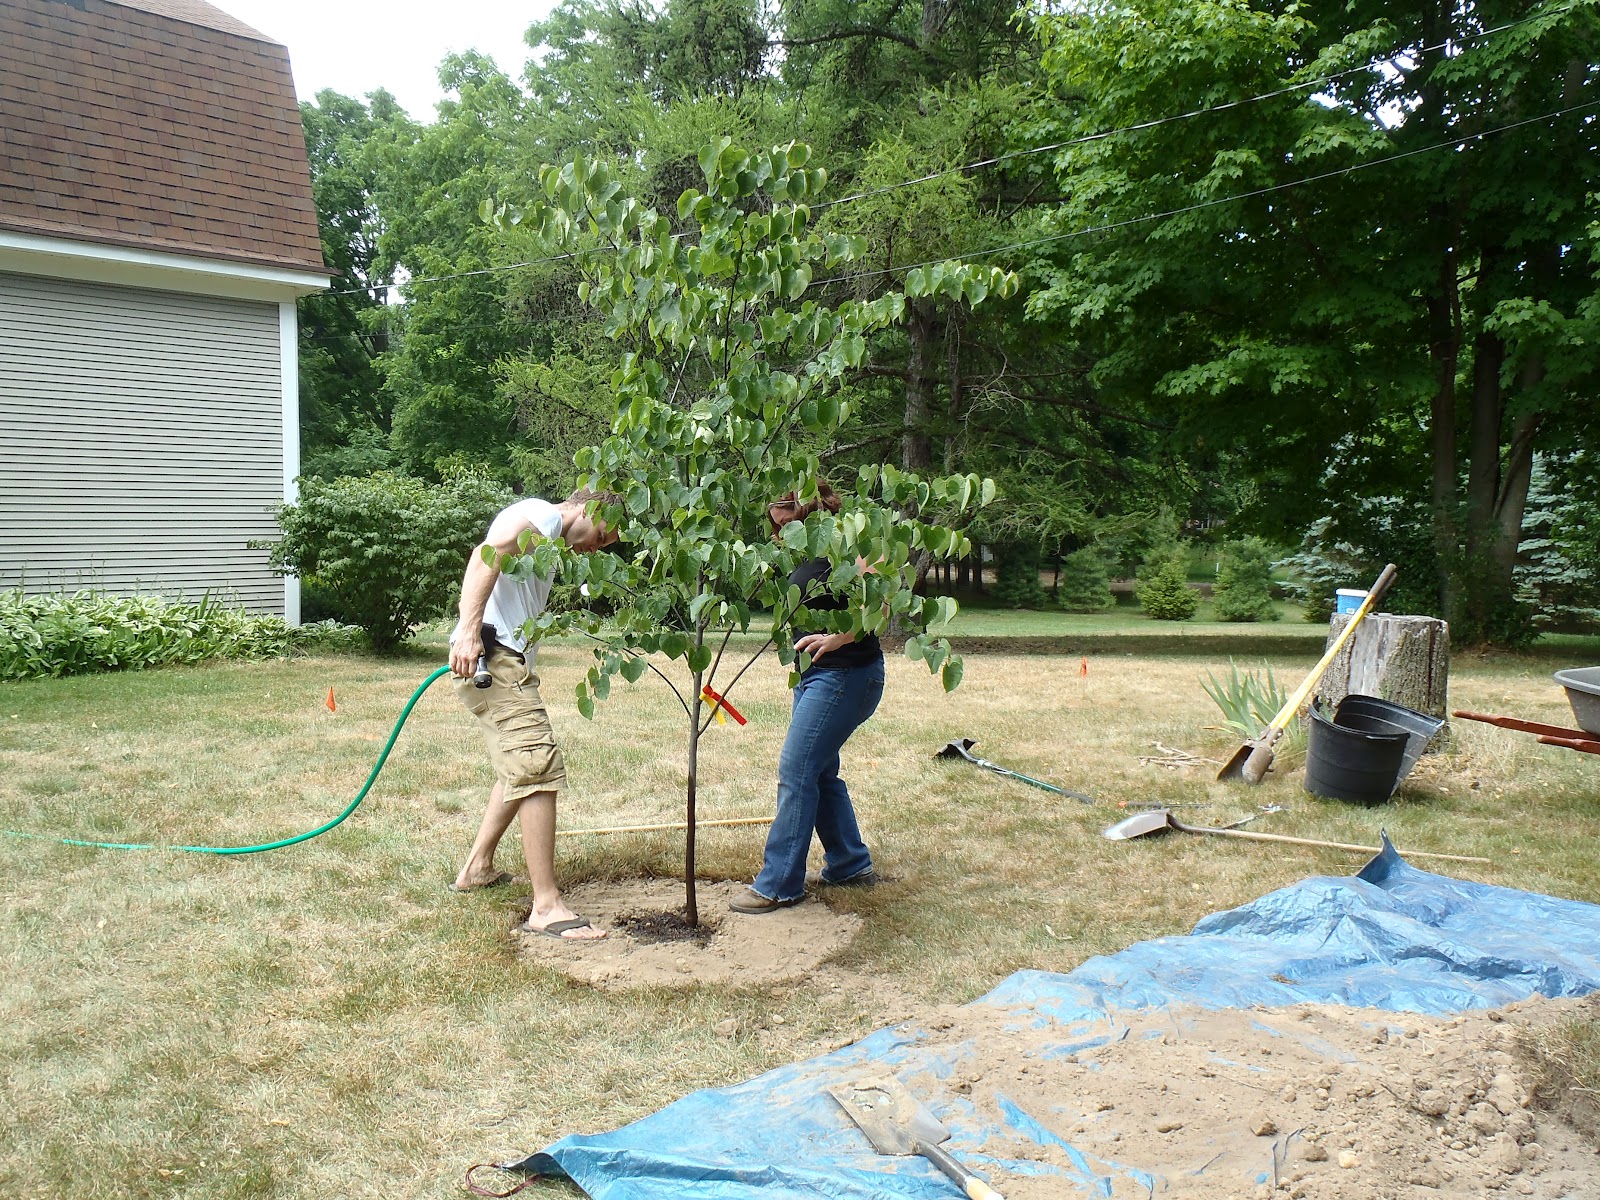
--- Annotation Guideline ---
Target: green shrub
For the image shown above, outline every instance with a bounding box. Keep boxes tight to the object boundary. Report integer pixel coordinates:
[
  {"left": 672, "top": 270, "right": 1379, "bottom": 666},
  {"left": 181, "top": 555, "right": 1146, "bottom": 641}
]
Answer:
[
  {"left": 0, "top": 591, "right": 358, "bottom": 682},
  {"left": 992, "top": 542, "right": 1049, "bottom": 609},
  {"left": 1213, "top": 537, "right": 1281, "bottom": 623},
  {"left": 1057, "top": 548, "right": 1116, "bottom": 612},
  {"left": 1137, "top": 553, "right": 1199, "bottom": 621},
  {"left": 263, "top": 471, "right": 511, "bottom": 652}
]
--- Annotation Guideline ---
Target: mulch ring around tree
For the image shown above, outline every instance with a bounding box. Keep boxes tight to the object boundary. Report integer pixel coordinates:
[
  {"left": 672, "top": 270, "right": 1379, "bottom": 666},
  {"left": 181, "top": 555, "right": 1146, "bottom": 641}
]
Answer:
[{"left": 513, "top": 878, "right": 862, "bottom": 991}]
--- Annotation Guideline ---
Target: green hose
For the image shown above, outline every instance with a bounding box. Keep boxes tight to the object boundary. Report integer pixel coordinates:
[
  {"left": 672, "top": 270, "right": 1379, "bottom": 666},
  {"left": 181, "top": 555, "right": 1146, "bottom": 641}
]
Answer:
[{"left": 5, "top": 665, "right": 453, "bottom": 856}]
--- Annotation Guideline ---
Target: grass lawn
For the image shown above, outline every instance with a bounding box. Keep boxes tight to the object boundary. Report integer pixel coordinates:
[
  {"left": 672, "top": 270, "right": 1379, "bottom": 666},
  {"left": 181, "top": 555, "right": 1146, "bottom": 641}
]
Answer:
[{"left": 2, "top": 614, "right": 1597, "bottom": 1197}]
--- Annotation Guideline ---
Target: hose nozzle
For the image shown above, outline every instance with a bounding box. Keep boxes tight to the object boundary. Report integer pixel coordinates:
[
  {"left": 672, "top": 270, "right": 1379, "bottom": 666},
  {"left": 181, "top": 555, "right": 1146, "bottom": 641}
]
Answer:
[{"left": 472, "top": 622, "right": 495, "bottom": 688}]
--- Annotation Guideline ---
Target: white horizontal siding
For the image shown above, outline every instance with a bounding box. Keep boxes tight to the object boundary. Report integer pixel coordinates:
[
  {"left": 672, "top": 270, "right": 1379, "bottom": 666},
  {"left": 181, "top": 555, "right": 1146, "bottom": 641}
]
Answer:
[{"left": 0, "top": 272, "right": 289, "bottom": 614}]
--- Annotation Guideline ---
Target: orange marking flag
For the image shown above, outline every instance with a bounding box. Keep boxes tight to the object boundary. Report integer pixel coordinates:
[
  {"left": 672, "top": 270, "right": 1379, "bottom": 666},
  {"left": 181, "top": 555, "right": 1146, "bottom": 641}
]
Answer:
[
  {"left": 325, "top": 686, "right": 337, "bottom": 714},
  {"left": 700, "top": 685, "right": 747, "bottom": 726}
]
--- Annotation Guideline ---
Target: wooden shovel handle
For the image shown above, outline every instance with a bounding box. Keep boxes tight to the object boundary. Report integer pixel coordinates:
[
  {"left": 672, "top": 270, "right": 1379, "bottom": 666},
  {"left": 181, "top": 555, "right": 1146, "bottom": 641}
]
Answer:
[
  {"left": 1265, "top": 563, "right": 1398, "bottom": 737},
  {"left": 1187, "top": 824, "right": 1489, "bottom": 864},
  {"left": 917, "top": 1141, "right": 1005, "bottom": 1200}
]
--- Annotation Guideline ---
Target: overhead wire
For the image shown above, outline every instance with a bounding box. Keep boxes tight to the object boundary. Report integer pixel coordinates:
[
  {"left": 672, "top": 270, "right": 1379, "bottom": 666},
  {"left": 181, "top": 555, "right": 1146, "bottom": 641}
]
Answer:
[
  {"left": 844, "top": 98, "right": 1600, "bottom": 285},
  {"left": 314, "top": 0, "right": 1583, "bottom": 303},
  {"left": 298, "top": 94, "right": 1600, "bottom": 347}
]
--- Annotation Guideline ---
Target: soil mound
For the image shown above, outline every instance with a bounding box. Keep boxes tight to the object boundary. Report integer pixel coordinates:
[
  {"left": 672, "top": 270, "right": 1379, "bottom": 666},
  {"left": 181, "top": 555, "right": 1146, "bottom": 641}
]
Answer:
[{"left": 515, "top": 878, "right": 861, "bottom": 990}]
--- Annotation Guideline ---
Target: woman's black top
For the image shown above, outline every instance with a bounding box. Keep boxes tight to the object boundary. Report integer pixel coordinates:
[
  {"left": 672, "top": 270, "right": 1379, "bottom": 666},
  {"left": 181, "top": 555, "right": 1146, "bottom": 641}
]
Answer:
[{"left": 788, "top": 558, "right": 882, "bottom": 669}]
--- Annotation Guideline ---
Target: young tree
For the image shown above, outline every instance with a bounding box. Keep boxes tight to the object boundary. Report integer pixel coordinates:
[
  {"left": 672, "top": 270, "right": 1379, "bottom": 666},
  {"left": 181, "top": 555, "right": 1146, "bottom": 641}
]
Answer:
[{"left": 484, "top": 140, "right": 1015, "bottom": 923}]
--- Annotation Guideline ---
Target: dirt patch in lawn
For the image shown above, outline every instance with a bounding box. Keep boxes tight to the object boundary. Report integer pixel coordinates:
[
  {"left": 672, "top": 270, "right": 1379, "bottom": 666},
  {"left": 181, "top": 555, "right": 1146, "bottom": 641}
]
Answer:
[
  {"left": 864, "top": 993, "right": 1600, "bottom": 1199},
  {"left": 514, "top": 877, "right": 861, "bottom": 990}
]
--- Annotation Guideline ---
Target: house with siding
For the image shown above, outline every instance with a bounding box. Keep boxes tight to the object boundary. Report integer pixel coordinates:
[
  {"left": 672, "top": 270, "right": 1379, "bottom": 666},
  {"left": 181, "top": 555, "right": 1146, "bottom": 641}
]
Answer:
[{"left": 0, "top": 0, "right": 330, "bottom": 618}]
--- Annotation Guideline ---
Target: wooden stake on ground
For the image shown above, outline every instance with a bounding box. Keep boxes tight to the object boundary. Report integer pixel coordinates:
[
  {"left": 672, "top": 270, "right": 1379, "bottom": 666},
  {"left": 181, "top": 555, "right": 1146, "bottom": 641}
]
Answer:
[{"left": 556, "top": 816, "right": 773, "bottom": 838}]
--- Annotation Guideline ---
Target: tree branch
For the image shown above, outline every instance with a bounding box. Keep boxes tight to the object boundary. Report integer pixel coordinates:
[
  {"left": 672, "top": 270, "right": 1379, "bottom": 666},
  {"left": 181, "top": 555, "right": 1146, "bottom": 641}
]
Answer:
[{"left": 771, "top": 28, "right": 928, "bottom": 55}]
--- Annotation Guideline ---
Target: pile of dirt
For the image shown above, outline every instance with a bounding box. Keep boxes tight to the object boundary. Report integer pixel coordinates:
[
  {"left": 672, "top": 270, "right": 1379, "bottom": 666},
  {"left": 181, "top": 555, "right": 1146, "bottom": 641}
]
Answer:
[
  {"left": 516, "top": 879, "right": 1598, "bottom": 1197},
  {"left": 881, "top": 994, "right": 1600, "bottom": 1199}
]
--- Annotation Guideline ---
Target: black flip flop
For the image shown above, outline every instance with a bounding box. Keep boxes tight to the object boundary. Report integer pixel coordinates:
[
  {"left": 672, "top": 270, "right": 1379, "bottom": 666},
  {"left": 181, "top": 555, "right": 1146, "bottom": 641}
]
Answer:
[{"left": 523, "top": 916, "right": 603, "bottom": 940}]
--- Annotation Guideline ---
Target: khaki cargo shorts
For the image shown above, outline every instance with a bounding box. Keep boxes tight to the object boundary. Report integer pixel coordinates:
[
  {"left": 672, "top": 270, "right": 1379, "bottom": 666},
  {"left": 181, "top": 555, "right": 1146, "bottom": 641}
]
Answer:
[{"left": 454, "top": 644, "right": 567, "bottom": 803}]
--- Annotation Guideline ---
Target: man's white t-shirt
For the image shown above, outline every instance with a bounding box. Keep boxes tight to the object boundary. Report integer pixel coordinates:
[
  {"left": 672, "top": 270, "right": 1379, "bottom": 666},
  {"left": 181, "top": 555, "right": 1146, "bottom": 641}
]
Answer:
[{"left": 453, "top": 497, "right": 563, "bottom": 662}]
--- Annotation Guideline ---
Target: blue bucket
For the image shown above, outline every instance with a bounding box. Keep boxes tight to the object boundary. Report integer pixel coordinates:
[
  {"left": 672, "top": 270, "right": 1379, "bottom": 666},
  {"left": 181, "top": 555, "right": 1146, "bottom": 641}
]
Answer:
[{"left": 1335, "top": 588, "right": 1367, "bottom": 614}]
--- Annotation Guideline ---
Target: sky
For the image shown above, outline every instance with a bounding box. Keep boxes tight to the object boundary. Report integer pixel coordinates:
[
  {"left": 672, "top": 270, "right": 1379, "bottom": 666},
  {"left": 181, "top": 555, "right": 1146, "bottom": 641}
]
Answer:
[{"left": 220, "top": 1, "right": 561, "bottom": 122}]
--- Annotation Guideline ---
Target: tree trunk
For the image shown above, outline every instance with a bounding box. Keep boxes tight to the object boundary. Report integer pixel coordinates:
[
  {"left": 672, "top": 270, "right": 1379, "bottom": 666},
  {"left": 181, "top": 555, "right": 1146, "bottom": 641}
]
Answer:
[
  {"left": 1420, "top": 0, "right": 1461, "bottom": 620},
  {"left": 902, "top": 299, "right": 937, "bottom": 473},
  {"left": 1319, "top": 613, "right": 1452, "bottom": 750},
  {"left": 685, "top": 679, "right": 700, "bottom": 927}
]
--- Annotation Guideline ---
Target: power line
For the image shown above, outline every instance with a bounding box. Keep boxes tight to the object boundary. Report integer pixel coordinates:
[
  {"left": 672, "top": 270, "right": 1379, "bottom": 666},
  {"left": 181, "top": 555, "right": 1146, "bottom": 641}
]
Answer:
[
  {"left": 842, "top": 98, "right": 1600, "bottom": 285},
  {"left": 809, "top": 1, "right": 1583, "bottom": 213},
  {"left": 317, "top": 2, "right": 1582, "bottom": 301},
  {"left": 303, "top": 94, "right": 1599, "bottom": 343}
]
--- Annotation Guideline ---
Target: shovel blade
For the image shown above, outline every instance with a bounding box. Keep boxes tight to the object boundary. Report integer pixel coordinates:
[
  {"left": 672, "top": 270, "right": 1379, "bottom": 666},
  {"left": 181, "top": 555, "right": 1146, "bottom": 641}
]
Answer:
[
  {"left": 827, "top": 1077, "right": 949, "bottom": 1157},
  {"left": 935, "top": 738, "right": 979, "bottom": 762},
  {"left": 1216, "top": 740, "right": 1256, "bottom": 781},
  {"left": 1101, "top": 809, "right": 1179, "bottom": 841}
]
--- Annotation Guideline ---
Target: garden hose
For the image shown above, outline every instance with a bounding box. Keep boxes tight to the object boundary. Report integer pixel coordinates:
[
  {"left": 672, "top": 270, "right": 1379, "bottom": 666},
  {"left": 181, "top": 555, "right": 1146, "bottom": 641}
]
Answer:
[{"left": 4, "top": 665, "right": 453, "bottom": 856}]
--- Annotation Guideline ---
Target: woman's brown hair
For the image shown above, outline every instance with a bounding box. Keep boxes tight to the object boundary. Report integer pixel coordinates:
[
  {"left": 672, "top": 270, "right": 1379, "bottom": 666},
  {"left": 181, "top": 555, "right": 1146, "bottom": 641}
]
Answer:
[{"left": 767, "top": 481, "right": 841, "bottom": 532}]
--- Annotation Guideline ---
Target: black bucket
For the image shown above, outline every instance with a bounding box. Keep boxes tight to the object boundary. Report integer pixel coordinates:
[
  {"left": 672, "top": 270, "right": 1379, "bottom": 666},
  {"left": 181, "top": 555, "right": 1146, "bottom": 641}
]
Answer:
[
  {"left": 1330, "top": 694, "right": 1446, "bottom": 782},
  {"left": 1305, "top": 699, "right": 1408, "bottom": 805}
]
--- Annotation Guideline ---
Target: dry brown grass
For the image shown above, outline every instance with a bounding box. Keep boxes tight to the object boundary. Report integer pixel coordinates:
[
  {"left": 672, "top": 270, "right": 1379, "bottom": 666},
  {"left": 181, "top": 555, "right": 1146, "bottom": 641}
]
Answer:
[{"left": 1, "top": 628, "right": 1597, "bottom": 1197}]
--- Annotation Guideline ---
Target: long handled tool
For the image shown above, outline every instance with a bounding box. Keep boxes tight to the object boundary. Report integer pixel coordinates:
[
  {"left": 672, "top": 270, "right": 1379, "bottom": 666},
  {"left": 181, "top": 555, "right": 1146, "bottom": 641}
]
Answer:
[
  {"left": 935, "top": 738, "right": 1096, "bottom": 805},
  {"left": 827, "top": 1077, "right": 1004, "bottom": 1200},
  {"left": 1101, "top": 808, "right": 1490, "bottom": 864},
  {"left": 1218, "top": 563, "right": 1399, "bottom": 785}
]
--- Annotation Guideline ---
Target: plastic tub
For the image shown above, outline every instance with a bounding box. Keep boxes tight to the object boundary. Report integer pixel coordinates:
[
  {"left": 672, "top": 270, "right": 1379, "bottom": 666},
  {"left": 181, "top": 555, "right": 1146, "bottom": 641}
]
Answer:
[
  {"left": 1554, "top": 666, "right": 1600, "bottom": 735},
  {"left": 1304, "top": 698, "right": 1408, "bottom": 805},
  {"left": 1330, "top": 694, "right": 1447, "bottom": 783},
  {"left": 1335, "top": 589, "right": 1368, "bottom": 614}
]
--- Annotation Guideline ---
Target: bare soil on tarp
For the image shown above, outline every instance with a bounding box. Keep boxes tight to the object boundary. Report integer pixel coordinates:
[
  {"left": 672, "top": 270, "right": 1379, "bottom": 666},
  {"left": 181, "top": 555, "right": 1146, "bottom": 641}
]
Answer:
[
  {"left": 514, "top": 884, "right": 1598, "bottom": 1197},
  {"left": 514, "top": 877, "right": 861, "bottom": 989},
  {"left": 870, "top": 994, "right": 1600, "bottom": 1200}
]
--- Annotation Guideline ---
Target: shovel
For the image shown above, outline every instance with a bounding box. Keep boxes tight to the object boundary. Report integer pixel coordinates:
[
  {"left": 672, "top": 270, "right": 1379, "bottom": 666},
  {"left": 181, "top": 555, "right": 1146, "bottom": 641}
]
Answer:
[
  {"left": 1101, "top": 808, "right": 1490, "bottom": 864},
  {"left": 827, "top": 1076, "right": 1004, "bottom": 1200},
  {"left": 935, "top": 738, "right": 1096, "bottom": 805},
  {"left": 1217, "top": 563, "right": 1399, "bottom": 785}
]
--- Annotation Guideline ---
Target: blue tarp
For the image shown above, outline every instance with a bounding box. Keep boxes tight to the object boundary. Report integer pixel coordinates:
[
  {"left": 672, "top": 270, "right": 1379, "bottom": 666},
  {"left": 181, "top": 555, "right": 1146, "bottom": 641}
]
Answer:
[{"left": 509, "top": 840, "right": 1600, "bottom": 1198}]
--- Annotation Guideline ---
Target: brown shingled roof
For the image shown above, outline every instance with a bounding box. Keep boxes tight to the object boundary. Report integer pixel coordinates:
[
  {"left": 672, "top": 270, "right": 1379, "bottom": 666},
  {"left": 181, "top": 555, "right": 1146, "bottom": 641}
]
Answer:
[{"left": 0, "top": 0, "right": 329, "bottom": 275}]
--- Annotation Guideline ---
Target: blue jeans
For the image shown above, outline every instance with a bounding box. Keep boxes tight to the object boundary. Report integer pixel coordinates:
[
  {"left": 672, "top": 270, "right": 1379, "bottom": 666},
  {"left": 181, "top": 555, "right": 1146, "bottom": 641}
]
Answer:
[{"left": 751, "top": 658, "right": 886, "bottom": 902}]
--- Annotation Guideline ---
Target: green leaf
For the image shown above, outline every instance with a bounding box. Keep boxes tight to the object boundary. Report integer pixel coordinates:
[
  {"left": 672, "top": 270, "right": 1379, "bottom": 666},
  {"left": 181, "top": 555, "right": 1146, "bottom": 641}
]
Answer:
[
  {"left": 575, "top": 681, "right": 595, "bottom": 720},
  {"left": 620, "top": 655, "right": 648, "bottom": 683},
  {"left": 941, "top": 657, "right": 964, "bottom": 693},
  {"left": 688, "top": 644, "right": 713, "bottom": 673},
  {"left": 780, "top": 520, "right": 809, "bottom": 551}
]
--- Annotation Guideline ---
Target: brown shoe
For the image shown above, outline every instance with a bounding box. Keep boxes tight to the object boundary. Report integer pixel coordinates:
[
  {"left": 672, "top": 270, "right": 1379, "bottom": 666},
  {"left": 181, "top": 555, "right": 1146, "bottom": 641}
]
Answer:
[{"left": 729, "top": 887, "right": 802, "bottom": 914}]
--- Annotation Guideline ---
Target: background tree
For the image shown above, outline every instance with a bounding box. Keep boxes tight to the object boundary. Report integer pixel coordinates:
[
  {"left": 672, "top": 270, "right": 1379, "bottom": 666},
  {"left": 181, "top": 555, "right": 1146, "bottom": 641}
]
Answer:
[
  {"left": 297, "top": 89, "right": 411, "bottom": 479},
  {"left": 1026, "top": 0, "right": 1600, "bottom": 644}
]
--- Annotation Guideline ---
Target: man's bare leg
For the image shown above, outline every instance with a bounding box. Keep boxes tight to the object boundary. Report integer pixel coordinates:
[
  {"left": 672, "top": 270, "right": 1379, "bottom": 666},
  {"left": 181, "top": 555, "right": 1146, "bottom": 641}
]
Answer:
[
  {"left": 518, "top": 789, "right": 605, "bottom": 939},
  {"left": 454, "top": 779, "right": 519, "bottom": 890}
]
